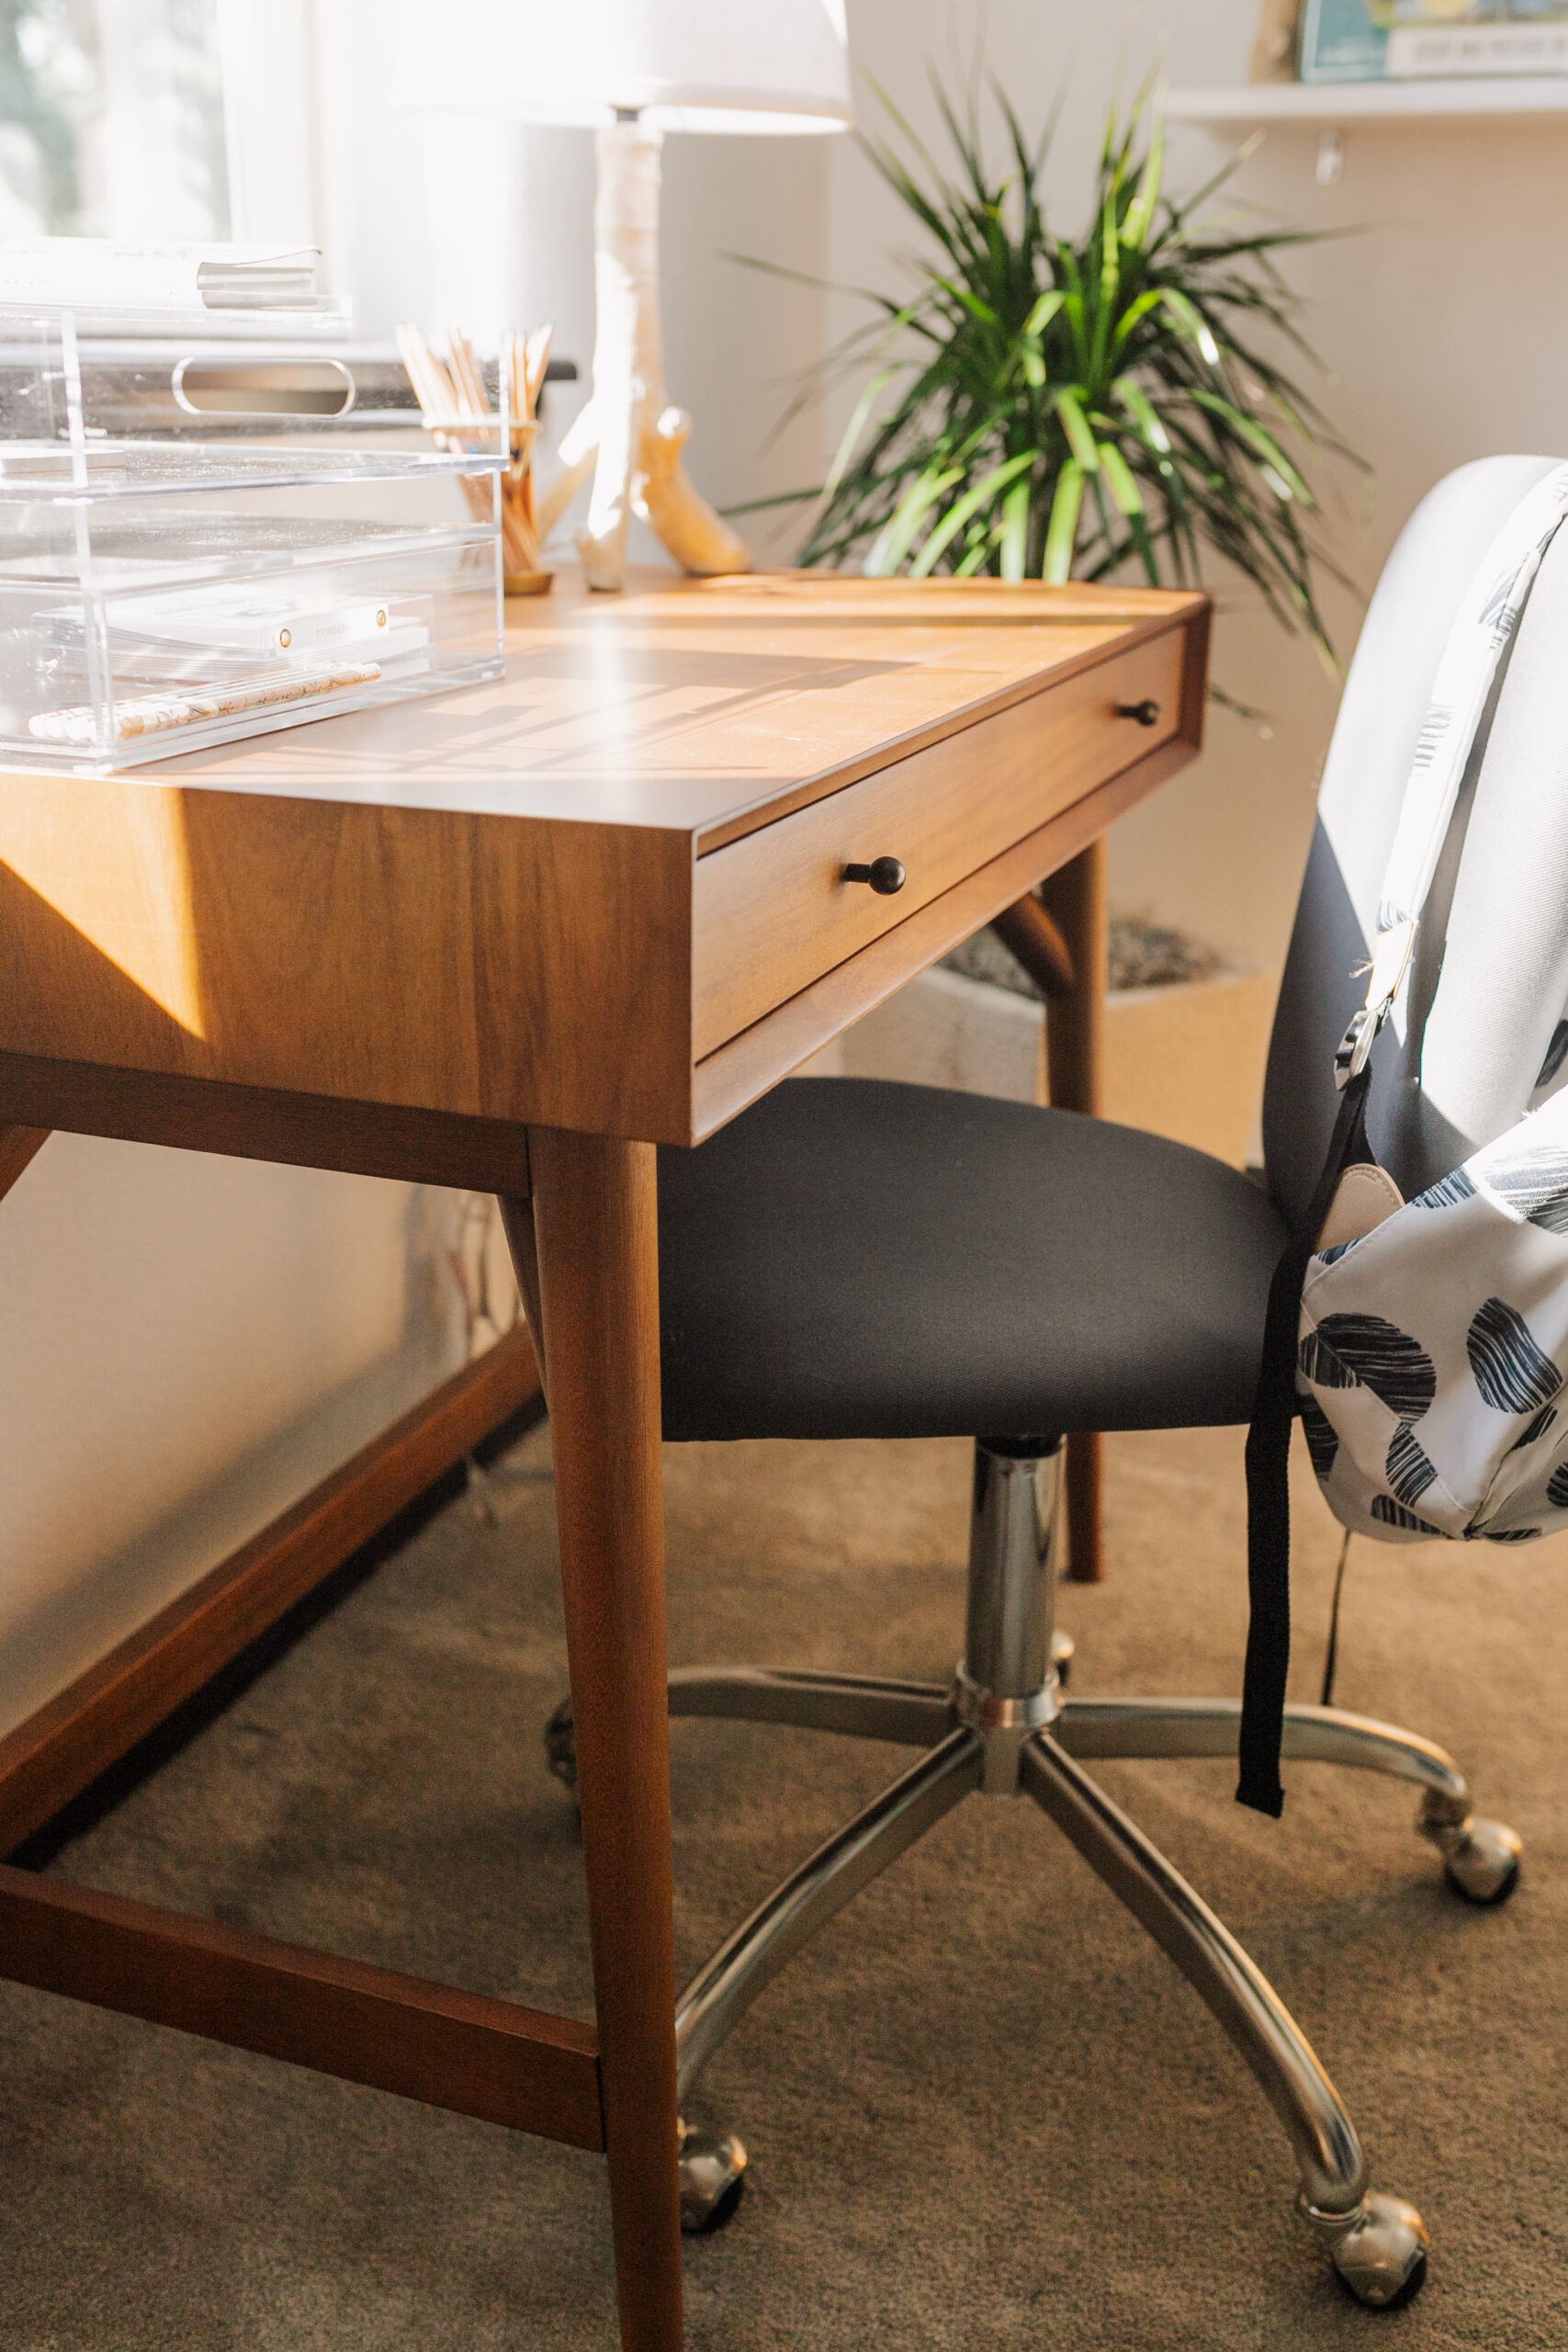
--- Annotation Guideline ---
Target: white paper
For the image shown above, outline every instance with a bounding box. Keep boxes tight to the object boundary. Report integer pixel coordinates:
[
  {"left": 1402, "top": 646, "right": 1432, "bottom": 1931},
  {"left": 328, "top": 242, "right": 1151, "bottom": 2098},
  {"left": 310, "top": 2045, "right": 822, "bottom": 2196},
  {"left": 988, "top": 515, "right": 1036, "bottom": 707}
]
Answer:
[
  {"left": 104, "top": 588, "right": 418, "bottom": 660},
  {"left": 1387, "top": 23, "right": 1568, "bottom": 77},
  {"left": 0, "top": 240, "right": 321, "bottom": 314}
]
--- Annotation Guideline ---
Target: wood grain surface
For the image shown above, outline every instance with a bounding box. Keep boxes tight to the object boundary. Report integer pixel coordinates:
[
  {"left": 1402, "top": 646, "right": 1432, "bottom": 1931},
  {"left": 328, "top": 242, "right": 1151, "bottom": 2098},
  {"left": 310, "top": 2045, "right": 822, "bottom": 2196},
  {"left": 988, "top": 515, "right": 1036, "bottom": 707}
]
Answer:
[
  {"left": 0, "top": 1051, "right": 537, "bottom": 1191},
  {"left": 0, "top": 1864, "right": 604, "bottom": 2148},
  {"left": 0, "top": 791, "right": 693, "bottom": 1136},
  {"left": 1041, "top": 841, "right": 1111, "bottom": 1585},
  {"left": 513, "top": 1134, "right": 683, "bottom": 2351},
  {"left": 989, "top": 895, "right": 1075, "bottom": 1000},
  {"left": 693, "top": 631, "right": 1183, "bottom": 1055},
  {"left": 0, "top": 570, "right": 1215, "bottom": 2352},
  {"left": 0, "top": 575, "right": 1208, "bottom": 1149},
  {"left": 147, "top": 571, "right": 1208, "bottom": 842},
  {"left": 692, "top": 735, "right": 1200, "bottom": 1140}
]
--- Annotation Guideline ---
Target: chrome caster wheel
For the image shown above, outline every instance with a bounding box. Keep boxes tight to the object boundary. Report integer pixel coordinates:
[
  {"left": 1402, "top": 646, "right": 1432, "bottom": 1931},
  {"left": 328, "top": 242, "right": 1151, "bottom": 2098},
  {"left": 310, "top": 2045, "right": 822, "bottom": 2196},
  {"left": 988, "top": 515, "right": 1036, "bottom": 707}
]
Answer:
[
  {"left": 1306, "top": 2191, "right": 1429, "bottom": 2309},
  {"left": 544, "top": 1694, "right": 577, "bottom": 1791},
  {"left": 1050, "top": 1627, "right": 1074, "bottom": 1687},
  {"left": 1442, "top": 1817, "right": 1522, "bottom": 1907},
  {"left": 679, "top": 2118, "right": 747, "bottom": 2233},
  {"left": 1418, "top": 1791, "right": 1521, "bottom": 1905}
]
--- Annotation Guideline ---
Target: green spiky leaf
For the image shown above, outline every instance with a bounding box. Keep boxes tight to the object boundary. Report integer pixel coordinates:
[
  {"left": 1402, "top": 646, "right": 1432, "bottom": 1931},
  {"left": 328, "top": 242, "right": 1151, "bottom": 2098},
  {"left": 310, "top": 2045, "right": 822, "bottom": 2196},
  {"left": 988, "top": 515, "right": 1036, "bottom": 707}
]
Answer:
[
  {"left": 734, "top": 75, "right": 1364, "bottom": 670},
  {"left": 1043, "top": 461, "right": 1085, "bottom": 582}
]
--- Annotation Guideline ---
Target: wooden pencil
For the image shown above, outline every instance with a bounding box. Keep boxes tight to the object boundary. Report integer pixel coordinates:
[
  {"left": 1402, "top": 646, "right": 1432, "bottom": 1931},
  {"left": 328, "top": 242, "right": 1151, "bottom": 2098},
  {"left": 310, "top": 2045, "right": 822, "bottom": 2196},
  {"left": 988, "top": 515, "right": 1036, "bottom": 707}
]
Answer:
[{"left": 398, "top": 320, "right": 552, "bottom": 576}]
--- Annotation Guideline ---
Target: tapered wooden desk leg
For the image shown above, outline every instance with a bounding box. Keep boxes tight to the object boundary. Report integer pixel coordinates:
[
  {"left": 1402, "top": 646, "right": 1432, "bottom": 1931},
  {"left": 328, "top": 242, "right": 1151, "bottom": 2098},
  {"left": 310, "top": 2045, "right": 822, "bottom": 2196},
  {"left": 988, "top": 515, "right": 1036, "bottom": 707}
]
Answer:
[
  {"left": 505, "top": 1134, "right": 682, "bottom": 2352},
  {"left": 1040, "top": 838, "right": 1108, "bottom": 1586}
]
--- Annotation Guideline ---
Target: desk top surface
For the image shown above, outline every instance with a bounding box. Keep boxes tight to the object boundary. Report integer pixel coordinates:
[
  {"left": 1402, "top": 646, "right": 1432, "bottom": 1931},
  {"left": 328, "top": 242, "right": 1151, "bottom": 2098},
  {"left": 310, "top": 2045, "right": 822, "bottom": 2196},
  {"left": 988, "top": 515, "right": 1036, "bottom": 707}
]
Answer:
[
  {"left": 134, "top": 570, "right": 1205, "bottom": 849},
  {"left": 0, "top": 567, "right": 1209, "bottom": 1153}
]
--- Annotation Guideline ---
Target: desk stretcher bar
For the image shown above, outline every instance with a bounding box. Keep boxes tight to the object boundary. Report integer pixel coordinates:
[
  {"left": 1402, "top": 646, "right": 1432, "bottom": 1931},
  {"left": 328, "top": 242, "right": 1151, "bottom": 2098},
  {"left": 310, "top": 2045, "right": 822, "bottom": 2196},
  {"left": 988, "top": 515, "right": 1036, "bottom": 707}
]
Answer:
[
  {"left": 0, "top": 1863, "right": 604, "bottom": 2149},
  {"left": 0, "top": 1325, "right": 570, "bottom": 2140}
]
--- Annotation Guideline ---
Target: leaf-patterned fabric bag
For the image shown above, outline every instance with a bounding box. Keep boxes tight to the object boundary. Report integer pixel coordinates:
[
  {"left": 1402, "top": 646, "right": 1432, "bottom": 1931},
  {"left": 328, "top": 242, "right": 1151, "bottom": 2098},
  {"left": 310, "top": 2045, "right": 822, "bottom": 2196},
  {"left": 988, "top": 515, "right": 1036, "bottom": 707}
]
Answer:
[
  {"left": 1239, "top": 460, "right": 1568, "bottom": 1815},
  {"left": 1300, "top": 1112, "right": 1568, "bottom": 1544}
]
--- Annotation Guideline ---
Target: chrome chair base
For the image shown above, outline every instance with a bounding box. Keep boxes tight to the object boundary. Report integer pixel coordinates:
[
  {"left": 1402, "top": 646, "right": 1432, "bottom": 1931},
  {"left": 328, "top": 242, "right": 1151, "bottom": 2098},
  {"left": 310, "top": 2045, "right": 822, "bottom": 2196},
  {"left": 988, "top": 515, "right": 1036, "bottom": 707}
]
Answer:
[{"left": 544, "top": 1437, "right": 1519, "bottom": 2292}]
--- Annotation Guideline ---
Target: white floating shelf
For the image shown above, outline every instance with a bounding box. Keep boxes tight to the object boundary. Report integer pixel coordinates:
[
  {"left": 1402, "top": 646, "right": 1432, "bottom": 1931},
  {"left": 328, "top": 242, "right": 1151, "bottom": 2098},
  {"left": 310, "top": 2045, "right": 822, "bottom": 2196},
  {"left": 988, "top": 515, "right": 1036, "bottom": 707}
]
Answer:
[{"left": 1169, "top": 77, "right": 1568, "bottom": 125}]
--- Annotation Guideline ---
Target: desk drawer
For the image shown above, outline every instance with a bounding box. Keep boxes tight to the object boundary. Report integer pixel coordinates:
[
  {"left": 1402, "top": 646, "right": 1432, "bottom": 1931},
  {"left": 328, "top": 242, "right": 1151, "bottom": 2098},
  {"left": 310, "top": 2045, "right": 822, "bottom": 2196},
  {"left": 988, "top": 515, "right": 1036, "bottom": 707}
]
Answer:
[{"left": 693, "top": 625, "right": 1187, "bottom": 1056}]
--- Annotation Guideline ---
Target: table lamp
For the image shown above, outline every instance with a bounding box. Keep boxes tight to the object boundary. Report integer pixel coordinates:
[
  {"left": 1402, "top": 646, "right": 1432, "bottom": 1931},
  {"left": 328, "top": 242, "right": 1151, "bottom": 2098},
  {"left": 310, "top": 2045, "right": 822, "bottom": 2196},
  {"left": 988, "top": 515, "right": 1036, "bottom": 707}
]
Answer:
[{"left": 394, "top": 1, "right": 852, "bottom": 592}]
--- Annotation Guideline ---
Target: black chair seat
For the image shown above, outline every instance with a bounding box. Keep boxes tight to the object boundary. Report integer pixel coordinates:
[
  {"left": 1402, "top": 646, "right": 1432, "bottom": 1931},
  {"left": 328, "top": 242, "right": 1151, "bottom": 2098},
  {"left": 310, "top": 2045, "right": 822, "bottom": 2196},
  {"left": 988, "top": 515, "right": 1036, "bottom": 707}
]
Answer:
[{"left": 658, "top": 1079, "right": 1287, "bottom": 1443}]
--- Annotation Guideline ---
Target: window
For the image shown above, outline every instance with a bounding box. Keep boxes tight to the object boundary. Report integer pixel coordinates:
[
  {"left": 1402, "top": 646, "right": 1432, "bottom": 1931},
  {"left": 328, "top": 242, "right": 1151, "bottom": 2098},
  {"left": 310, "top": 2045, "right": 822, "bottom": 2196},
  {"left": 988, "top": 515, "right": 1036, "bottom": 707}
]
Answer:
[{"left": 0, "top": 0, "right": 230, "bottom": 240}]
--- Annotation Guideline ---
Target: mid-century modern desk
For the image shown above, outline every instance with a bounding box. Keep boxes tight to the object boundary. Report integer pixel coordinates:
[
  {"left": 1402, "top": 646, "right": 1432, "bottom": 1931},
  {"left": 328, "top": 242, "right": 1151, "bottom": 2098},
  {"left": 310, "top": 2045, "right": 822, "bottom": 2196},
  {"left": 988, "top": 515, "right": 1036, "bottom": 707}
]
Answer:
[{"left": 0, "top": 571, "right": 1209, "bottom": 2351}]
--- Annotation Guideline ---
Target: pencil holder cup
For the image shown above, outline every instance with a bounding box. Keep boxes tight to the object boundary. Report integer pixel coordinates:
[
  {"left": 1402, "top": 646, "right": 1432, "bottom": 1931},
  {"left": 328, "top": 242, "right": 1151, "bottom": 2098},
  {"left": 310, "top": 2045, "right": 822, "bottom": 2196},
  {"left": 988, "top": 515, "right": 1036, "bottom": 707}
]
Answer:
[{"left": 398, "top": 325, "right": 555, "bottom": 595}]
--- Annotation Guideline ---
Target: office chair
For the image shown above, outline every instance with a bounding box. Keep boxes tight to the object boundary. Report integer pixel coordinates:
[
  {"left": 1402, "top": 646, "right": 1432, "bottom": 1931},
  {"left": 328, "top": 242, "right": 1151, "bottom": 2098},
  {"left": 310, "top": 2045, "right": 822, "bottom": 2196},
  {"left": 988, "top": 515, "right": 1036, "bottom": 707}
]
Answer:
[{"left": 547, "top": 456, "right": 1562, "bottom": 2307}]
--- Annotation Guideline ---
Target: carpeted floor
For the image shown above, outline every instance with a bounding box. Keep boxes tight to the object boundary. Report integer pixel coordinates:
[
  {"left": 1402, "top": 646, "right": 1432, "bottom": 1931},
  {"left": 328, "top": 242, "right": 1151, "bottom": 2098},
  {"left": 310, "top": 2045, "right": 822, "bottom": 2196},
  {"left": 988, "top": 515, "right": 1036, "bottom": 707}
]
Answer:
[{"left": 3, "top": 1419, "right": 1566, "bottom": 2350}]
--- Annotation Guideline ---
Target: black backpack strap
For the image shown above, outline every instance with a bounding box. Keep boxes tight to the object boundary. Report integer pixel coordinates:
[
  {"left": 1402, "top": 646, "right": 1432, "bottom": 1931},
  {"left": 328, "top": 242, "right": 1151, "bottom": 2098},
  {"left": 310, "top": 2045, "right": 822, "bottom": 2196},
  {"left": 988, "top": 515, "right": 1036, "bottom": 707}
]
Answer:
[{"left": 1237, "top": 1063, "right": 1373, "bottom": 1816}]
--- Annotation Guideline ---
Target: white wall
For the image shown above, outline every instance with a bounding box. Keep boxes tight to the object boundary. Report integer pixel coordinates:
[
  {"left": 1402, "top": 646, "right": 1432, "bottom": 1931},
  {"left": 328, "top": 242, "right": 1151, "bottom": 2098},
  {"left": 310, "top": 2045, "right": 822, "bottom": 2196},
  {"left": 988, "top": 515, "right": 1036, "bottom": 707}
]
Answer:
[
  {"left": 1163, "top": 80, "right": 1568, "bottom": 971},
  {"left": 0, "top": 1141, "right": 473, "bottom": 1738}
]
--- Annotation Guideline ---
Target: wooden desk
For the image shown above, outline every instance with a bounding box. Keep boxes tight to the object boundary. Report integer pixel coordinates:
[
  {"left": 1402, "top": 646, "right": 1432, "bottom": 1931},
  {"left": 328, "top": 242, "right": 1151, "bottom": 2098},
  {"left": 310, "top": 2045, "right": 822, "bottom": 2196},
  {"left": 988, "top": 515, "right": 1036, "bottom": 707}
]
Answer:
[{"left": 0, "top": 571, "right": 1209, "bottom": 2351}]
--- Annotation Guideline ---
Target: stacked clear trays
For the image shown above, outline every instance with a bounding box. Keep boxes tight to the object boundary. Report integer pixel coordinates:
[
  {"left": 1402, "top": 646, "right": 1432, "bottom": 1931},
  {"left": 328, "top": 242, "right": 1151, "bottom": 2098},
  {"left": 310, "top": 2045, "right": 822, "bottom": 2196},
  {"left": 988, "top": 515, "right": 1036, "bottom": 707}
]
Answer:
[{"left": 0, "top": 310, "right": 504, "bottom": 773}]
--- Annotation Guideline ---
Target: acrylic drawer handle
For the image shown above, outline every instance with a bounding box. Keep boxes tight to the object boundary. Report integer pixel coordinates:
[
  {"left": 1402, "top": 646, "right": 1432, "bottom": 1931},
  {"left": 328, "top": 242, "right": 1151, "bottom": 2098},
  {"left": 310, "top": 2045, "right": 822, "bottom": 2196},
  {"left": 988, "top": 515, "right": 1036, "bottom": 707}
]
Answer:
[
  {"left": 1116, "top": 697, "right": 1161, "bottom": 728},
  {"left": 172, "top": 356, "right": 356, "bottom": 418},
  {"left": 842, "top": 856, "right": 907, "bottom": 896}
]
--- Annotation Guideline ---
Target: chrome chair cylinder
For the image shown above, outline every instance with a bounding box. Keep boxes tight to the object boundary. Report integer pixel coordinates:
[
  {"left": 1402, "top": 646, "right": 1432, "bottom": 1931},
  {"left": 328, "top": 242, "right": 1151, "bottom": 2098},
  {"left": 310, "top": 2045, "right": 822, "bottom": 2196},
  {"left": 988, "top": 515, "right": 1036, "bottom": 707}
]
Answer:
[
  {"left": 962, "top": 1436, "right": 1061, "bottom": 1698},
  {"left": 955, "top": 1437, "right": 1064, "bottom": 1791}
]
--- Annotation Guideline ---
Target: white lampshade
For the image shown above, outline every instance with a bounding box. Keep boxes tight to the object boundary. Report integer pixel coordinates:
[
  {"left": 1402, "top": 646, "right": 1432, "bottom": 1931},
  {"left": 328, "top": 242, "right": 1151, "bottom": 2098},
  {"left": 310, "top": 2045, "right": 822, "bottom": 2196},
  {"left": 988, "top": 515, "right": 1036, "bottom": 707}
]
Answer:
[{"left": 393, "top": 0, "right": 852, "bottom": 135}]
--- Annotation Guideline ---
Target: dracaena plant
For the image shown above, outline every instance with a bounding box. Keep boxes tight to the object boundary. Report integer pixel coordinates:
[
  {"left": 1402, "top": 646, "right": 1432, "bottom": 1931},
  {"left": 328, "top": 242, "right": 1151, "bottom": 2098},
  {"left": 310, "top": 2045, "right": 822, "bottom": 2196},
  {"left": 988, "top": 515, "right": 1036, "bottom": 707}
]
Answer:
[{"left": 758, "top": 80, "right": 1361, "bottom": 666}]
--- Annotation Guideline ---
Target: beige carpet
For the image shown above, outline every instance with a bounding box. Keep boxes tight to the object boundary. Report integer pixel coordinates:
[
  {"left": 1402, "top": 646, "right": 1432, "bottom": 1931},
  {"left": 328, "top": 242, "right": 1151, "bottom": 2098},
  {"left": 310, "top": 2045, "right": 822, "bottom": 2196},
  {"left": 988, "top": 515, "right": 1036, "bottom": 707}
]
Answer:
[{"left": 3, "top": 1420, "right": 1566, "bottom": 2349}]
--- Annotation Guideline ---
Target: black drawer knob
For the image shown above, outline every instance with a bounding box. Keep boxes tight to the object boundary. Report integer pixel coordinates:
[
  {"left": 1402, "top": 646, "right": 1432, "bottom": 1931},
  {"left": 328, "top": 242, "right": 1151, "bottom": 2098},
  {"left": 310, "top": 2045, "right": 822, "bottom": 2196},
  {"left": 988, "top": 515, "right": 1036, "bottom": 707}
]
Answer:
[
  {"left": 1116, "top": 697, "right": 1161, "bottom": 728},
  {"left": 843, "top": 856, "right": 907, "bottom": 896}
]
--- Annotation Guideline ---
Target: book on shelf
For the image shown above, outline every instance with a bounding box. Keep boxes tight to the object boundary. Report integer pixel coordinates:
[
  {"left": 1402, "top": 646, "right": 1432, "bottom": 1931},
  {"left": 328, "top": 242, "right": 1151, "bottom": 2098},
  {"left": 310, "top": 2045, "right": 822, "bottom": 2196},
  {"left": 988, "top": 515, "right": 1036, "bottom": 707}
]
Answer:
[
  {"left": 0, "top": 241, "right": 324, "bottom": 316},
  {"left": 1300, "top": 0, "right": 1568, "bottom": 83}
]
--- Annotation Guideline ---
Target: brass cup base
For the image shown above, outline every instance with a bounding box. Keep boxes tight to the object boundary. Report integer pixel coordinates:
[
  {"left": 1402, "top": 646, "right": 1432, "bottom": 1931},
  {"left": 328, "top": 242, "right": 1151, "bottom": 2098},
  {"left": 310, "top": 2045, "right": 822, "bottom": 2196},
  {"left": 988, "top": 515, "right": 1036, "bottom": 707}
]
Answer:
[{"left": 504, "top": 568, "right": 555, "bottom": 597}]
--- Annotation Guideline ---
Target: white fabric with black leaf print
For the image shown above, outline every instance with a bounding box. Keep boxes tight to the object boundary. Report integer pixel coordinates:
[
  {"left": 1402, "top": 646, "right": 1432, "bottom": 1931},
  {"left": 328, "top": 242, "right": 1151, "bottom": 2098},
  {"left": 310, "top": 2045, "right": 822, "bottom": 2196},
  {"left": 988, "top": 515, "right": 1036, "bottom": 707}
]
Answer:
[{"left": 1300, "top": 1091, "right": 1568, "bottom": 1545}]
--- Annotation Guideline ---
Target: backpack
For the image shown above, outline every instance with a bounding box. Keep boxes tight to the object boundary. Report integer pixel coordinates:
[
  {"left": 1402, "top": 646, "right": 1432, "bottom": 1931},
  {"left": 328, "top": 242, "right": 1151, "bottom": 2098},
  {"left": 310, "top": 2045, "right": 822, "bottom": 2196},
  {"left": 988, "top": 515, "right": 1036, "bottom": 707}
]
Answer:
[{"left": 1239, "top": 460, "right": 1568, "bottom": 1815}]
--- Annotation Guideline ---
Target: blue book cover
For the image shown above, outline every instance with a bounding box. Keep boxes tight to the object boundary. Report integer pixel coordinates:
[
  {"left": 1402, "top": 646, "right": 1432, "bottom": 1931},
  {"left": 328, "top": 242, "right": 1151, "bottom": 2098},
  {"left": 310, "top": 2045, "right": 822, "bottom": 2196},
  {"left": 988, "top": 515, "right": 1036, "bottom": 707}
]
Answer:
[
  {"left": 1300, "top": 0, "right": 1568, "bottom": 82},
  {"left": 1299, "top": 0, "right": 1391, "bottom": 82}
]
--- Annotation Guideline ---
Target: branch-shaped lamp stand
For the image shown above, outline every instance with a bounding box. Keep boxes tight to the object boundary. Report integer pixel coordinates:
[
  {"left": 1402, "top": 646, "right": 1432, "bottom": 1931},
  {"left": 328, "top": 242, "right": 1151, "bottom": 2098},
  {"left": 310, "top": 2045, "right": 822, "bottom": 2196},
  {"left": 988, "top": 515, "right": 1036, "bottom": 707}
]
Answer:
[{"left": 538, "top": 119, "right": 751, "bottom": 592}]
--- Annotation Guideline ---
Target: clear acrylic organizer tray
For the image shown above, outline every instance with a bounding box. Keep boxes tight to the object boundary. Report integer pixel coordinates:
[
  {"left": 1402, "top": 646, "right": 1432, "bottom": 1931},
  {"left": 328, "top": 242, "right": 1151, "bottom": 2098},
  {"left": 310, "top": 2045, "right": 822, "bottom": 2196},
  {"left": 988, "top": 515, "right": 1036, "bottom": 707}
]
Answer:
[{"left": 0, "top": 311, "right": 505, "bottom": 775}]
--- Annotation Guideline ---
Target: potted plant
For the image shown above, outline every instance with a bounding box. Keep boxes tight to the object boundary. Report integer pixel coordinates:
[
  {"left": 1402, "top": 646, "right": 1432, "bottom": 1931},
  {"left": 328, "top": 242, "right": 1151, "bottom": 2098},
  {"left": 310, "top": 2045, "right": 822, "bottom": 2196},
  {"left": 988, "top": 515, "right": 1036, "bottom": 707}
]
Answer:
[
  {"left": 773, "top": 81, "right": 1357, "bottom": 1163},
  {"left": 761, "top": 77, "right": 1358, "bottom": 655}
]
